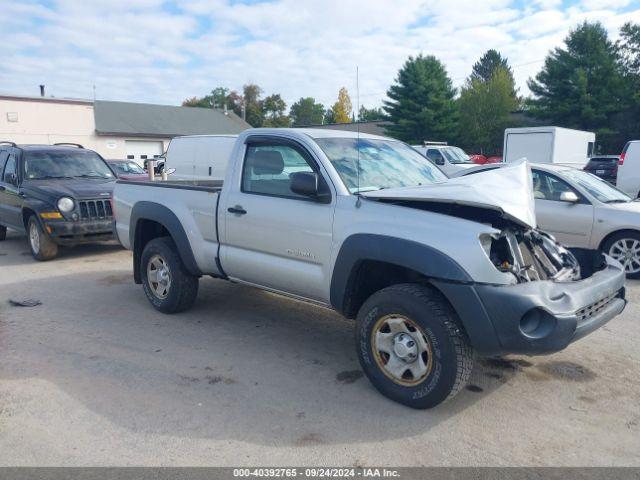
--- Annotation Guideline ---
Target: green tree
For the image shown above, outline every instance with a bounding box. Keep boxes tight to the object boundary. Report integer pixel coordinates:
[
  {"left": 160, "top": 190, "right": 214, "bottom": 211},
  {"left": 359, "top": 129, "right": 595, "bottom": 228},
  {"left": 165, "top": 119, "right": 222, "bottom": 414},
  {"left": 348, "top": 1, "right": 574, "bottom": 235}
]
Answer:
[
  {"left": 332, "top": 87, "right": 352, "bottom": 123},
  {"left": 383, "top": 54, "right": 457, "bottom": 143},
  {"left": 242, "top": 83, "right": 264, "bottom": 127},
  {"left": 182, "top": 96, "right": 211, "bottom": 108},
  {"left": 358, "top": 105, "right": 385, "bottom": 121},
  {"left": 262, "top": 94, "right": 290, "bottom": 127},
  {"left": 527, "top": 22, "right": 624, "bottom": 150},
  {"left": 324, "top": 107, "right": 336, "bottom": 124},
  {"left": 458, "top": 67, "right": 520, "bottom": 155},
  {"left": 616, "top": 22, "right": 640, "bottom": 147},
  {"left": 289, "top": 97, "right": 326, "bottom": 126},
  {"left": 471, "top": 49, "right": 512, "bottom": 83}
]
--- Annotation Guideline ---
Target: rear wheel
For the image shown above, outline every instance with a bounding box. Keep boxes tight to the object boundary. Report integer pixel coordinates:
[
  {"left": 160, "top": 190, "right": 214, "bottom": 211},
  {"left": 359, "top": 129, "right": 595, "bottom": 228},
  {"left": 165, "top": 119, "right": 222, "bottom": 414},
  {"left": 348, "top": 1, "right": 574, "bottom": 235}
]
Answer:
[
  {"left": 603, "top": 231, "right": 640, "bottom": 279},
  {"left": 355, "top": 283, "right": 473, "bottom": 409},
  {"left": 28, "top": 216, "right": 58, "bottom": 261},
  {"left": 0, "top": 225, "right": 6, "bottom": 241},
  {"left": 141, "top": 237, "right": 199, "bottom": 313}
]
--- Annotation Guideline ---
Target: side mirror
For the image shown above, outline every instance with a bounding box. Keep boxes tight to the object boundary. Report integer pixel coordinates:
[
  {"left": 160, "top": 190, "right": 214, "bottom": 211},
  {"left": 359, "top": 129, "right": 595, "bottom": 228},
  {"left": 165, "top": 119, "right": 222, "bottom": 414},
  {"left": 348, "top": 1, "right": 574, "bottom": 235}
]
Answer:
[
  {"left": 7, "top": 173, "right": 17, "bottom": 186},
  {"left": 290, "top": 171, "right": 331, "bottom": 203},
  {"left": 560, "top": 191, "right": 579, "bottom": 203},
  {"left": 290, "top": 172, "right": 320, "bottom": 198},
  {"left": 165, "top": 168, "right": 176, "bottom": 175}
]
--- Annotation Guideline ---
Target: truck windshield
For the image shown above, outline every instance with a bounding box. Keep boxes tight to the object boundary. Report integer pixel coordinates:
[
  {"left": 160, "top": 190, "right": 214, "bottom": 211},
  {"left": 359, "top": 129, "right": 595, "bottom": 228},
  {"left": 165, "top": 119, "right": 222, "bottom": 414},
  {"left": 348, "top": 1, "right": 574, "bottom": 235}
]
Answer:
[
  {"left": 315, "top": 138, "right": 448, "bottom": 193},
  {"left": 442, "top": 147, "right": 473, "bottom": 164},
  {"left": 24, "top": 151, "right": 115, "bottom": 180}
]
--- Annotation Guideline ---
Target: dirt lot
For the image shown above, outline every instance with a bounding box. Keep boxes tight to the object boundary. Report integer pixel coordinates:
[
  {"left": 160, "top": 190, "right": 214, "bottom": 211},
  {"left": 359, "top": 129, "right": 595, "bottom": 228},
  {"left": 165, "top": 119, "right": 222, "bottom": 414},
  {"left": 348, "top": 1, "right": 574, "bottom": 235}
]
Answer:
[{"left": 0, "top": 230, "right": 639, "bottom": 466}]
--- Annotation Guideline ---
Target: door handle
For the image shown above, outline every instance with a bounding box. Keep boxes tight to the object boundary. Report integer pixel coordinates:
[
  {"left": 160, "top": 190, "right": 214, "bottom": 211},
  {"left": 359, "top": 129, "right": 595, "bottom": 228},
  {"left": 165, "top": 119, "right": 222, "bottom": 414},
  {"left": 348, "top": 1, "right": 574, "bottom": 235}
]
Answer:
[{"left": 227, "top": 206, "right": 247, "bottom": 215}]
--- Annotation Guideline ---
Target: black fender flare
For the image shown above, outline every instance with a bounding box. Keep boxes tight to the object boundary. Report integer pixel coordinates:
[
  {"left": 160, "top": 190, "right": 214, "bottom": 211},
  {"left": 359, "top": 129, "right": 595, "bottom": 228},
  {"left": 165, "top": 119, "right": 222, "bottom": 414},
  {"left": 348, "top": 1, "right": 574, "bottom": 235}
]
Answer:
[
  {"left": 130, "top": 202, "right": 202, "bottom": 283},
  {"left": 329, "top": 233, "right": 473, "bottom": 314}
]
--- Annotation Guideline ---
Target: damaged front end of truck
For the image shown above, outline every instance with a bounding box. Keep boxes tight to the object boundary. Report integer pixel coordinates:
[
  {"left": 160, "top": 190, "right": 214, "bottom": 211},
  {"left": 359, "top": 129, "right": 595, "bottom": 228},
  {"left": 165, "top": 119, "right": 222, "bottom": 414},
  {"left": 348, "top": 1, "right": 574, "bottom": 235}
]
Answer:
[{"left": 362, "top": 162, "right": 626, "bottom": 355}]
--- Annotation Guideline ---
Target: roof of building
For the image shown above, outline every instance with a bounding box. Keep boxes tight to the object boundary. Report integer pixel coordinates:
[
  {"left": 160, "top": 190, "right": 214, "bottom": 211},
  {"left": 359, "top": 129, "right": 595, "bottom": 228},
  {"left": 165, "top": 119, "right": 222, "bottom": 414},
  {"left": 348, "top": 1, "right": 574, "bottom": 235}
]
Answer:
[{"left": 93, "top": 100, "right": 251, "bottom": 137}]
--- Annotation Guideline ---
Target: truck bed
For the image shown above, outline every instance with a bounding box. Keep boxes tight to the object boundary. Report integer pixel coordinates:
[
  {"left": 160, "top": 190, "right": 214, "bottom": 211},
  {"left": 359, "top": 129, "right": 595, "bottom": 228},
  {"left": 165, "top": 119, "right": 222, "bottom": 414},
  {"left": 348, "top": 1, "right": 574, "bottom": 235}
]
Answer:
[{"left": 113, "top": 179, "right": 223, "bottom": 276}]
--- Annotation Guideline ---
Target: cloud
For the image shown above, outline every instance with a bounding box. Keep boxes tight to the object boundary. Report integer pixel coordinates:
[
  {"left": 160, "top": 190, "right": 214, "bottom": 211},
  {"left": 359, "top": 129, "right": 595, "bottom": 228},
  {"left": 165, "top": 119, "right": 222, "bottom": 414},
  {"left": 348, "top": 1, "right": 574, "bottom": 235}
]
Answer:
[{"left": 0, "top": 0, "right": 637, "bottom": 109}]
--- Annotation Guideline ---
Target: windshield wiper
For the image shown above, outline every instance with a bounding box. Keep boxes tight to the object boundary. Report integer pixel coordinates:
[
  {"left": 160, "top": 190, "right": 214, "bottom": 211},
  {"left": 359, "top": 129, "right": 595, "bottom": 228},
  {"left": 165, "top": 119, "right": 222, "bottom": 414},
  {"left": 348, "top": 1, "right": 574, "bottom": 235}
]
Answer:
[
  {"left": 74, "top": 174, "right": 112, "bottom": 179},
  {"left": 33, "top": 175, "right": 74, "bottom": 179},
  {"left": 604, "top": 199, "right": 629, "bottom": 203}
]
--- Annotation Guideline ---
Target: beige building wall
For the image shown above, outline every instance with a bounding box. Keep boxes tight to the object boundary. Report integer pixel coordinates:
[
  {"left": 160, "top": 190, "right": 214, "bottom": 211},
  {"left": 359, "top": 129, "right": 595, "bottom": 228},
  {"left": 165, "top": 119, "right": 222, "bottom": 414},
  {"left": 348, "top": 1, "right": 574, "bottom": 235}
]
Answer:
[{"left": 0, "top": 97, "right": 170, "bottom": 160}]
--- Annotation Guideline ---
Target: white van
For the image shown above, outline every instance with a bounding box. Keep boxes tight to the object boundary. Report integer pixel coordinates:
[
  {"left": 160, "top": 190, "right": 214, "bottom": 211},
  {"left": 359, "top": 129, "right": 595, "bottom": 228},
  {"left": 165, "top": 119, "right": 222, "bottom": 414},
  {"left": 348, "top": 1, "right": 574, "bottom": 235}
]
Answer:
[
  {"left": 615, "top": 140, "right": 640, "bottom": 197},
  {"left": 503, "top": 126, "right": 595, "bottom": 167},
  {"left": 165, "top": 135, "right": 237, "bottom": 181},
  {"left": 412, "top": 143, "right": 476, "bottom": 176}
]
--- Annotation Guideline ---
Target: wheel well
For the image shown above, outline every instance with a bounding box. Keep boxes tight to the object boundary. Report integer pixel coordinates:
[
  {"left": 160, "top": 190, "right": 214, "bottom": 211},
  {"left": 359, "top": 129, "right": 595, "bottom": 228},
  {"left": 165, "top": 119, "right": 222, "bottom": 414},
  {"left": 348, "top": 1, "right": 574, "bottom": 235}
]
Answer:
[
  {"left": 22, "top": 208, "right": 36, "bottom": 229},
  {"left": 342, "top": 260, "right": 432, "bottom": 318},
  {"left": 133, "top": 219, "right": 170, "bottom": 283},
  {"left": 599, "top": 229, "right": 640, "bottom": 251}
]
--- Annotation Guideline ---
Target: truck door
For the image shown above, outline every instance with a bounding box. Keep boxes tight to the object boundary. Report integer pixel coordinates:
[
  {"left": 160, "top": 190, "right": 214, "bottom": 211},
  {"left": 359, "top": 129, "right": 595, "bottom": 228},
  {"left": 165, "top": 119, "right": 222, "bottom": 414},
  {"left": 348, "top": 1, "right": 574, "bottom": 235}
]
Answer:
[
  {"left": 532, "top": 169, "right": 594, "bottom": 247},
  {"left": 0, "top": 152, "right": 23, "bottom": 230},
  {"left": 221, "top": 138, "right": 336, "bottom": 302}
]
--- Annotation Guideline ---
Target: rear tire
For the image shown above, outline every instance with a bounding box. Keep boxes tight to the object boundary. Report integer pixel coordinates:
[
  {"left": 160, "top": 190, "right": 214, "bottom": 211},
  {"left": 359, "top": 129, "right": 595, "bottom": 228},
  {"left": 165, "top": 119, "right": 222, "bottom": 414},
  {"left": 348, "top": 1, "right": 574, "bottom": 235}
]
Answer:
[
  {"left": 141, "top": 236, "right": 199, "bottom": 313},
  {"left": 602, "top": 231, "right": 640, "bottom": 279},
  {"left": 355, "top": 283, "right": 473, "bottom": 409},
  {"left": 28, "top": 216, "right": 58, "bottom": 261},
  {"left": 0, "top": 225, "right": 6, "bottom": 241}
]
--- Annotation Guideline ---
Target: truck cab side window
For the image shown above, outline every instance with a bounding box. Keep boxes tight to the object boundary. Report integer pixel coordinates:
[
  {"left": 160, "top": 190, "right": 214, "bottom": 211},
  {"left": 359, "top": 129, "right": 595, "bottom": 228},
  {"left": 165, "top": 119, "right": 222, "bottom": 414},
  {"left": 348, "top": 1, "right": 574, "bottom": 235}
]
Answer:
[
  {"left": 242, "top": 144, "right": 315, "bottom": 199},
  {"left": 426, "top": 149, "right": 444, "bottom": 165},
  {"left": 3, "top": 154, "right": 17, "bottom": 184}
]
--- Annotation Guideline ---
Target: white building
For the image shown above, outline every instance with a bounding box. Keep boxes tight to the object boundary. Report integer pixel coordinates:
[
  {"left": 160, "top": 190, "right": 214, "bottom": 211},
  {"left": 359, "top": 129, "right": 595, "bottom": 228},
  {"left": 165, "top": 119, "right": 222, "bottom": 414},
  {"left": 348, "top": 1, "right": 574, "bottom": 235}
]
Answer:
[{"left": 0, "top": 94, "right": 250, "bottom": 165}]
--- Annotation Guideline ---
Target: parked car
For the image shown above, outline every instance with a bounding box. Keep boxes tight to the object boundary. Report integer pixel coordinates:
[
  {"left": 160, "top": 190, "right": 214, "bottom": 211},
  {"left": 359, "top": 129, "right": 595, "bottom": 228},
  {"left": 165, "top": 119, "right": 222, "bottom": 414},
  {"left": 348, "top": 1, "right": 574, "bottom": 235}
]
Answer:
[
  {"left": 469, "top": 154, "right": 487, "bottom": 164},
  {"left": 165, "top": 135, "right": 237, "bottom": 181},
  {"left": 486, "top": 156, "right": 503, "bottom": 164},
  {"left": 458, "top": 162, "right": 640, "bottom": 278},
  {"left": 615, "top": 140, "right": 640, "bottom": 197},
  {"left": 0, "top": 142, "right": 116, "bottom": 260},
  {"left": 584, "top": 155, "right": 619, "bottom": 185},
  {"left": 503, "top": 126, "right": 594, "bottom": 167},
  {"left": 113, "top": 128, "right": 625, "bottom": 409},
  {"left": 107, "top": 159, "right": 149, "bottom": 181},
  {"left": 412, "top": 143, "right": 476, "bottom": 175}
]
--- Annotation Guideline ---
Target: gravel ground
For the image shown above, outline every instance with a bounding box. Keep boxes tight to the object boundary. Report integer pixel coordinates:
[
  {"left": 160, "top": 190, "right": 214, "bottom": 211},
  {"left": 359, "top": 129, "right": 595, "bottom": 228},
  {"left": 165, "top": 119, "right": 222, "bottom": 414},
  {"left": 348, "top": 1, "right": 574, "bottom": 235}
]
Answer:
[{"left": 0, "top": 231, "right": 638, "bottom": 466}]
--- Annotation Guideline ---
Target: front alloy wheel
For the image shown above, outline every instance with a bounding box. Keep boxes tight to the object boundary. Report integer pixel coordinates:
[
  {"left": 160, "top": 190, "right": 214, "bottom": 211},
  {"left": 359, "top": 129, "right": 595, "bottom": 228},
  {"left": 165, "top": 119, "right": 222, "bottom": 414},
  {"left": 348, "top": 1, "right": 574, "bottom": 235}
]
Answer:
[{"left": 608, "top": 238, "right": 640, "bottom": 276}]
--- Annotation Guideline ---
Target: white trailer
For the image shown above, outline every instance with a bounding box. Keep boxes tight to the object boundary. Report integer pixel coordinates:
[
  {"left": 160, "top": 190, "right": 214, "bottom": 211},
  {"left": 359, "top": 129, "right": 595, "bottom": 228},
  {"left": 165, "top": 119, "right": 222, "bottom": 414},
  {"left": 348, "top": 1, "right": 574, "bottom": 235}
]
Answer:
[
  {"left": 165, "top": 135, "right": 237, "bottom": 181},
  {"left": 503, "top": 126, "right": 595, "bottom": 167}
]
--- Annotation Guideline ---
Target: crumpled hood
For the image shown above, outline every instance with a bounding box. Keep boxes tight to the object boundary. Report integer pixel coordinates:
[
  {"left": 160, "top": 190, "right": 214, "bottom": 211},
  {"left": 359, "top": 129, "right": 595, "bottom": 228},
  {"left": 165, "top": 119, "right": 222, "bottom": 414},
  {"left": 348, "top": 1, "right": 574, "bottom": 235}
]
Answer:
[
  {"left": 362, "top": 161, "right": 536, "bottom": 228},
  {"left": 23, "top": 179, "right": 115, "bottom": 199}
]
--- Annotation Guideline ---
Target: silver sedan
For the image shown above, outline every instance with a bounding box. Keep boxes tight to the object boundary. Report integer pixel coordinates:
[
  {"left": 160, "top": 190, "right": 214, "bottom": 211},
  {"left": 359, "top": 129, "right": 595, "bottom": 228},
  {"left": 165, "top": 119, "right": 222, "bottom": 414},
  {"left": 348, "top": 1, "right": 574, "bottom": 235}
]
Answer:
[{"left": 460, "top": 163, "right": 640, "bottom": 278}]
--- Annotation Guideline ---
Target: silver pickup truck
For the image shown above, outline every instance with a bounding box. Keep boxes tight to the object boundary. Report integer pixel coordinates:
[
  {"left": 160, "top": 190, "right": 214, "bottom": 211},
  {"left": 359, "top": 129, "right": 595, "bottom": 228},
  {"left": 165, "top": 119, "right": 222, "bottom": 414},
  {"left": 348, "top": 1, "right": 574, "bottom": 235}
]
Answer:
[{"left": 113, "top": 128, "right": 626, "bottom": 409}]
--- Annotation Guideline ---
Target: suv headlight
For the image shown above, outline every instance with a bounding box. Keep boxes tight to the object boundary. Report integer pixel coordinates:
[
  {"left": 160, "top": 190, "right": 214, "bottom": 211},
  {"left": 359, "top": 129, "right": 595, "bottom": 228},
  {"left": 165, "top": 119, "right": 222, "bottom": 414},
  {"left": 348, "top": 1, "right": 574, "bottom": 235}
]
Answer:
[{"left": 57, "top": 197, "right": 75, "bottom": 213}]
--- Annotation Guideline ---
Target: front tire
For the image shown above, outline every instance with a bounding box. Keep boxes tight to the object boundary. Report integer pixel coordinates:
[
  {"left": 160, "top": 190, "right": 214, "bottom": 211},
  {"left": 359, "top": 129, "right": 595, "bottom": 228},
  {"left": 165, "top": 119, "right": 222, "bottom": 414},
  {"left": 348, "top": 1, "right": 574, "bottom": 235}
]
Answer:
[
  {"left": 28, "top": 216, "right": 58, "bottom": 261},
  {"left": 141, "top": 237, "right": 199, "bottom": 313},
  {"left": 356, "top": 284, "right": 473, "bottom": 409},
  {"left": 602, "top": 231, "right": 640, "bottom": 279}
]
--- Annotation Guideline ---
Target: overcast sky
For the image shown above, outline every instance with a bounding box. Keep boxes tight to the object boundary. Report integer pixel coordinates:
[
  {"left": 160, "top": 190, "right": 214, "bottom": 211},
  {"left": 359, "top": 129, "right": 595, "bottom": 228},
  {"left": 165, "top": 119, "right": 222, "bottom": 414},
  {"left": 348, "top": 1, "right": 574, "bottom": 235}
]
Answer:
[{"left": 0, "top": 0, "right": 638, "bottom": 110}]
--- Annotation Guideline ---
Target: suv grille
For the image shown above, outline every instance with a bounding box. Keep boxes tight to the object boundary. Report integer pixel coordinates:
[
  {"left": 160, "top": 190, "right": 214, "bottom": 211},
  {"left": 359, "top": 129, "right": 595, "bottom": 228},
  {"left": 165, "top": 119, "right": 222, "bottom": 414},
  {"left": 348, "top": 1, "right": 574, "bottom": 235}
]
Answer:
[
  {"left": 78, "top": 199, "right": 113, "bottom": 220},
  {"left": 576, "top": 292, "right": 618, "bottom": 323}
]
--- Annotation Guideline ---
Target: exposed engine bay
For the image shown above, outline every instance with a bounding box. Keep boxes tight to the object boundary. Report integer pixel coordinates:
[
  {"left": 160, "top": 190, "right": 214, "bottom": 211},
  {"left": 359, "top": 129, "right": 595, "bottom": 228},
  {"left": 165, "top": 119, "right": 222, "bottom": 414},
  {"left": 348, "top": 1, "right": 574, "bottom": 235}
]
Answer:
[{"left": 485, "top": 228, "right": 582, "bottom": 283}]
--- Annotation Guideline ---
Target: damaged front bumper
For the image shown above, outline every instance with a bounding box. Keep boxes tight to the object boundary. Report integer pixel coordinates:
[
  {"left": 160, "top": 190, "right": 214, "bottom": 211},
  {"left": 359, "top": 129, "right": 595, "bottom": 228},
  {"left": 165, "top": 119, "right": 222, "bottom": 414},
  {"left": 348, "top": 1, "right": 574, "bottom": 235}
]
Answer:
[
  {"left": 44, "top": 219, "right": 115, "bottom": 245},
  {"left": 433, "top": 252, "right": 626, "bottom": 356}
]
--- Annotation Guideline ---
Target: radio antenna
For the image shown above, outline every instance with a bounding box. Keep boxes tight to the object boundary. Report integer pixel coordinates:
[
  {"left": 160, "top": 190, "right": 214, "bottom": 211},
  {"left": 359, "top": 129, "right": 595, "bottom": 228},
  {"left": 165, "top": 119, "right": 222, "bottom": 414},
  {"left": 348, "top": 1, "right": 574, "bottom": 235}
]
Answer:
[{"left": 355, "top": 65, "right": 362, "bottom": 207}]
